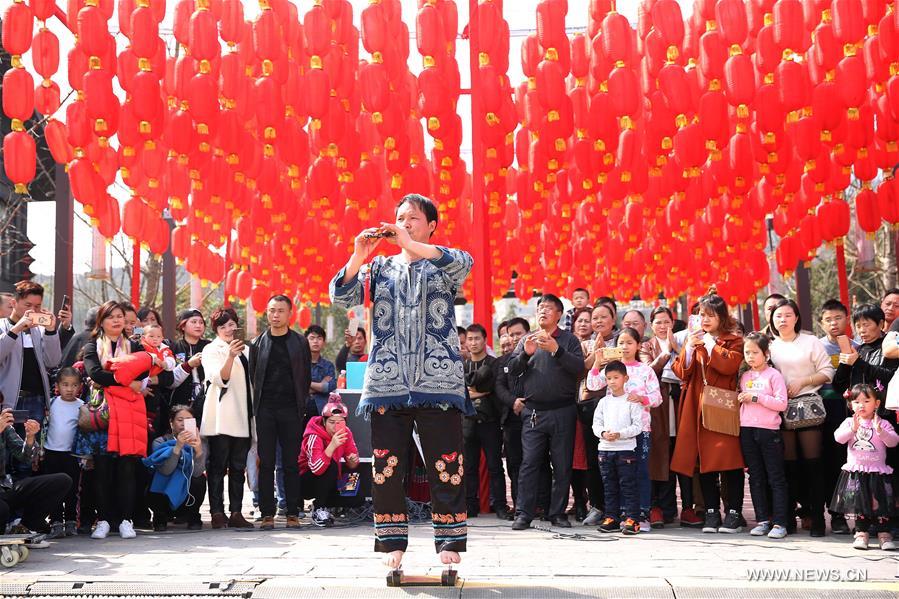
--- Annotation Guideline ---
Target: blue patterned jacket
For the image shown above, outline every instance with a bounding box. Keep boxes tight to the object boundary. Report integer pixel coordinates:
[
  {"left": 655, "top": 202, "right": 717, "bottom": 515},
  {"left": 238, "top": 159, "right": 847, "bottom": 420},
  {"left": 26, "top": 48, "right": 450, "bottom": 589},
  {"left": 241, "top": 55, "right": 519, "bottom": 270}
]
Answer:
[{"left": 329, "top": 246, "right": 476, "bottom": 417}]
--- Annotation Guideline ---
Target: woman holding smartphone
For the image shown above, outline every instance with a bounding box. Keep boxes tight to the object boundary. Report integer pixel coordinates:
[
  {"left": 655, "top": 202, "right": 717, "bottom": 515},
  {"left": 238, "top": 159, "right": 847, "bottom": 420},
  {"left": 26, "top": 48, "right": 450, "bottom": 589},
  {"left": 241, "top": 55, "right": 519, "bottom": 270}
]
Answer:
[
  {"left": 146, "top": 405, "right": 205, "bottom": 531},
  {"left": 671, "top": 289, "right": 745, "bottom": 534},
  {"left": 299, "top": 395, "right": 360, "bottom": 527},
  {"left": 200, "top": 307, "right": 254, "bottom": 530}
]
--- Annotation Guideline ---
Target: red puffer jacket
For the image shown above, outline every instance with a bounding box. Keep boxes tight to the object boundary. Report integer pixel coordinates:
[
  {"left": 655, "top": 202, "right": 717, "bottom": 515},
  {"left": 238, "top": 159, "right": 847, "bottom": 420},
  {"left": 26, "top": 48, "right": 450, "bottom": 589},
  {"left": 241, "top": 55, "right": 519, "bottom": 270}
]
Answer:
[{"left": 106, "top": 352, "right": 152, "bottom": 457}]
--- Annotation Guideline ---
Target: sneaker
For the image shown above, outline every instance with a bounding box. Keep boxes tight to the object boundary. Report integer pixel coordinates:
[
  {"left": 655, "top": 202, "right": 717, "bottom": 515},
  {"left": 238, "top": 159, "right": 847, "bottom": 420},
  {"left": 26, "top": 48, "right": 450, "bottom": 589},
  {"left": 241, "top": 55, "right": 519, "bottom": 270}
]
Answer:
[
  {"left": 680, "top": 507, "right": 704, "bottom": 528},
  {"left": 649, "top": 507, "right": 664, "bottom": 529},
  {"left": 598, "top": 517, "right": 620, "bottom": 533},
  {"left": 91, "top": 520, "right": 110, "bottom": 539},
  {"left": 879, "top": 532, "right": 897, "bottom": 551},
  {"left": 47, "top": 521, "right": 65, "bottom": 539},
  {"left": 312, "top": 507, "right": 333, "bottom": 527},
  {"left": 750, "top": 521, "right": 771, "bottom": 536},
  {"left": 65, "top": 521, "right": 77, "bottom": 537},
  {"left": 298, "top": 511, "right": 306, "bottom": 519},
  {"left": 767, "top": 525, "right": 788, "bottom": 539},
  {"left": 622, "top": 518, "right": 640, "bottom": 535},
  {"left": 702, "top": 510, "right": 722, "bottom": 533},
  {"left": 583, "top": 507, "right": 603, "bottom": 527},
  {"left": 853, "top": 531, "right": 869, "bottom": 550},
  {"left": 118, "top": 520, "right": 136, "bottom": 539},
  {"left": 152, "top": 520, "right": 167, "bottom": 532},
  {"left": 277, "top": 506, "right": 287, "bottom": 517},
  {"left": 718, "top": 510, "right": 743, "bottom": 534},
  {"left": 639, "top": 519, "right": 652, "bottom": 533}
]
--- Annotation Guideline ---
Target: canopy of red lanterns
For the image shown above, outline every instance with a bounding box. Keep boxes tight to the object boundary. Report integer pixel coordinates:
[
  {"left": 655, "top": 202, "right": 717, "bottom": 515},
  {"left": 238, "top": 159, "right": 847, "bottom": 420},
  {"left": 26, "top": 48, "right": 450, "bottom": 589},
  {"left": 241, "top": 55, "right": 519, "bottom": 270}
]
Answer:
[{"left": 3, "top": 0, "right": 899, "bottom": 311}]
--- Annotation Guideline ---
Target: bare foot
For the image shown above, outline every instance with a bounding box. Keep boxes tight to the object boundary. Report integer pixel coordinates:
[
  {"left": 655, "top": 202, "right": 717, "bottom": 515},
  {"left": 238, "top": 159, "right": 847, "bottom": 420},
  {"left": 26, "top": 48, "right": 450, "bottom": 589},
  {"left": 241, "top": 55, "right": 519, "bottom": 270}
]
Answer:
[
  {"left": 385, "top": 550, "right": 404, "bottom": 570},
  {"left": 439, "top": 550, "right": 461, "bottom": 565}
]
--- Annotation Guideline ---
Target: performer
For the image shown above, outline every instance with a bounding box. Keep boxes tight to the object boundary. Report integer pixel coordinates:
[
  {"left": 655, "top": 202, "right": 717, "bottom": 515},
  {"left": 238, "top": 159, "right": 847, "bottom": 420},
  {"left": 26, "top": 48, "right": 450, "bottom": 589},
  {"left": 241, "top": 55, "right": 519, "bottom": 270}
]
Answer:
[{"left": 329, "top": 194, "right": 474, "bottom": 571}]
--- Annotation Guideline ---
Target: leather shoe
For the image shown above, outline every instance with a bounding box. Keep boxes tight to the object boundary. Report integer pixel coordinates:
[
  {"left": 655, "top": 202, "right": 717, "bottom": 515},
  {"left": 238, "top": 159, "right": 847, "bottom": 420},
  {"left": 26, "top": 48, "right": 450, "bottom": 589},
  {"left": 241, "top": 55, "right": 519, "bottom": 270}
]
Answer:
[
  {"left": 494, "top": 506, "right": 514, "bottom": 521},
  {"left": 211, "top": 513, "right": 228, "bottom": 529},
  {"left": 228, "top": 512, "right": 255, "bottom": 529},
  {"left": 511, "top": 517, "right": 531, "bottom": 531},
  {"left": 551, "top": 515, "right": 572, "bottom": 528}
]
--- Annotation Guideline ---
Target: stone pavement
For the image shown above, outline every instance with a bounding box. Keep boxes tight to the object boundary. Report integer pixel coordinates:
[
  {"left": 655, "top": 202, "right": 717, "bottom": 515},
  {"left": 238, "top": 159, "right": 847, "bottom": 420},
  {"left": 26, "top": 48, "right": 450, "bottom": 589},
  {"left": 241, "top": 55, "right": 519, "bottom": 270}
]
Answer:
[{"left": 1, "top": 513, "right": 898, "bottom": 598}]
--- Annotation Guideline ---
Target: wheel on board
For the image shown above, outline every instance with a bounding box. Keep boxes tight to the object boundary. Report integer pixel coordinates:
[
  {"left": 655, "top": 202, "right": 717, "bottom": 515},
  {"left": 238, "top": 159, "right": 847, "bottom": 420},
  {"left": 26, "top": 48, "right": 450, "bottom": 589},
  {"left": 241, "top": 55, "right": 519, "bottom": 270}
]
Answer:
[
  {"left": 0, "top": 546, "right": 20, "bottom": 567},
  {"left": 441, "top": 568, "right": 457, "bottom": 586},
  {"left": 386, "top": 569, "right": 403, "bottom": 587},
  {"left": 16, "top": 545, "right": 29, "bottom": 562}
]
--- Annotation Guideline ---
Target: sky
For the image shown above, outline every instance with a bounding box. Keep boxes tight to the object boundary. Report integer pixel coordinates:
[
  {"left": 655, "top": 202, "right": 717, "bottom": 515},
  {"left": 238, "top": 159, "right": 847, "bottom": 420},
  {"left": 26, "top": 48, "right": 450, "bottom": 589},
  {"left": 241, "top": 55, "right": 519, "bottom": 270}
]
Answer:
[{"left": 25, "top": 0, "right": 691, "bottom": 276}]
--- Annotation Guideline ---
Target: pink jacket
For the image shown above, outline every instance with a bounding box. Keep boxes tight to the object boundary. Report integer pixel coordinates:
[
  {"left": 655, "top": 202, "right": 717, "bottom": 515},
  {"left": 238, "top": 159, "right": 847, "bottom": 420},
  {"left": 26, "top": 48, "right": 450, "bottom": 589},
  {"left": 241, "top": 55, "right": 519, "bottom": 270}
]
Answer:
[
  {"left": 835, "top": 417, "right": 899, "bottom": 474},
  {"left": 739, "top": 366, "right": 788, "bottom": 430},
  {"left": 298, "top": 416, "right": 359, "bottom": 478}
]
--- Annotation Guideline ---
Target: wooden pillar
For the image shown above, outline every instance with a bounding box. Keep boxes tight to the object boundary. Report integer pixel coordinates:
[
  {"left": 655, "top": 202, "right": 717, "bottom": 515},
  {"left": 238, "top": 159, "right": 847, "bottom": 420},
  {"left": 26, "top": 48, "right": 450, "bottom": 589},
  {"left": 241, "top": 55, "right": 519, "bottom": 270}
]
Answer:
[
  {"left": 53, "top": 164, "right": 73, "bottom": 310},
  {"left": 162, "top": 214, "right": 176, "bottom": 340},
  {"left": 795, "top": 262, "right": 813, "bottom": 330}
]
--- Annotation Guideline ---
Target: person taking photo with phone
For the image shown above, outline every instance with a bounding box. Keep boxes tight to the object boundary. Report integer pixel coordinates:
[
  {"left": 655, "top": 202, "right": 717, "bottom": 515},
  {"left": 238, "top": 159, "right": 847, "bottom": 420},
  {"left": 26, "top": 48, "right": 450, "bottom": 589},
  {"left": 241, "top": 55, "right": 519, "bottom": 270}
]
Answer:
[
  {"left": 144, "top": 405, "right": 205, "bottom": 531},
  {"left": 0, "top": 281, "right": 65, "bottom": 423},
  {"left": 0, "top": 408, "right": 71, "bottom": 535},
  {"left": 248, "top": 294, "right": 312, "bottom": 531},
  {"left": 299, "top": 395, "right": 360, "bottom": 527},
  {"left": 200, "top": 307, "right": 254, "bottom": 530}
]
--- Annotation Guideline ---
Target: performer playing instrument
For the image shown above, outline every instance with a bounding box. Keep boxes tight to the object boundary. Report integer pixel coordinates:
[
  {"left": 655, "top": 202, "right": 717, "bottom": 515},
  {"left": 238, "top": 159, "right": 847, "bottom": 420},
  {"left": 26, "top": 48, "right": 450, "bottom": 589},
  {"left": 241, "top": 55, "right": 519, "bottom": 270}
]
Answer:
[{"left": 329, "top": 194, "right": 474, "bottom": 572}]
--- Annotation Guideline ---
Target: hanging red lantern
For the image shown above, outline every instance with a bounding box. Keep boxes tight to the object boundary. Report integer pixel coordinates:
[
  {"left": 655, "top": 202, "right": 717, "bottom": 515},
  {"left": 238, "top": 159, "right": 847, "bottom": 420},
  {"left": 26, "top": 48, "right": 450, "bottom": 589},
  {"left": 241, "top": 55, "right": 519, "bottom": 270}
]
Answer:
[
  {"left": 3, "top": 131, "right": 36, "bottom": 193},
  {"left": 45, "top": 119, "right": 73, "bottom": 164},
  {"left": 2, "top": 67, "right": 34, "bottom": 124},
  {"left": 856, "top": 187, "right": 881, "bottom": 236},
  {"left": 2, "top": 1, "right": 33, "bottom": 57}
]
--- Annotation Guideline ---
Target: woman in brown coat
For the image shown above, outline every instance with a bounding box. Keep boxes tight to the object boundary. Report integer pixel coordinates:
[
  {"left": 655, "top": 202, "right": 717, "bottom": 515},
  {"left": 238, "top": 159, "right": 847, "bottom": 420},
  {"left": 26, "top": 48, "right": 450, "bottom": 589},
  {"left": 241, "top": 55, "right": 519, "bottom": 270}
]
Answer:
[{"left": 672, "top": 291, "right": 745, "bottom": 534}]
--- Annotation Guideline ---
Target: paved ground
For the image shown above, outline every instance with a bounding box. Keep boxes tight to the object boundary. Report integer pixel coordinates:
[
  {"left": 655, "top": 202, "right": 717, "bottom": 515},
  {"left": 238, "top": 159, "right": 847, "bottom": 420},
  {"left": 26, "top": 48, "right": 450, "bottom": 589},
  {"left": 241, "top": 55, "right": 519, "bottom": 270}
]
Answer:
[{"left": 1, "top": 510, "right": 897, "bottom": 598}]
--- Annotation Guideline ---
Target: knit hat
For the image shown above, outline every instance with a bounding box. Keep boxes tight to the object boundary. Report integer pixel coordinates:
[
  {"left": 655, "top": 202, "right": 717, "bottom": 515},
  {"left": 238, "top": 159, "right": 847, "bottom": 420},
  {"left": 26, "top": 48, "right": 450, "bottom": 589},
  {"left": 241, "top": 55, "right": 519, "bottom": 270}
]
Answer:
[
  {"left": 177, "top": 309, "right": 204, "bottom": 331},
  {"left": 322, "top": 392, "right": 347, "bottom": 418}
]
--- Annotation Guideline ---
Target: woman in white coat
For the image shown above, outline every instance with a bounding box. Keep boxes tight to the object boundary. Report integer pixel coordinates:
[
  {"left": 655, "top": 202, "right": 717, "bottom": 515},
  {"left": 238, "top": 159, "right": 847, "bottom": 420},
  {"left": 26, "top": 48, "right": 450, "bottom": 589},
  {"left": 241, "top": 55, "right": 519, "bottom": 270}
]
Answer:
[{"left": 201, "top": 307, "right": 254, "bottom": 529}]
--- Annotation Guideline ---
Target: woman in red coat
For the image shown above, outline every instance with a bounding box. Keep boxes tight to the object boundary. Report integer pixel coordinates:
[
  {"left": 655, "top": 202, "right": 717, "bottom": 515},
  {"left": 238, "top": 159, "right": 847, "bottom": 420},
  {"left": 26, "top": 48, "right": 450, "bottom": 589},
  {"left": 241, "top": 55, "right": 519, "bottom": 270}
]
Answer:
[{"left": 671, "top": 290, "right": 745, "bottom": 535}]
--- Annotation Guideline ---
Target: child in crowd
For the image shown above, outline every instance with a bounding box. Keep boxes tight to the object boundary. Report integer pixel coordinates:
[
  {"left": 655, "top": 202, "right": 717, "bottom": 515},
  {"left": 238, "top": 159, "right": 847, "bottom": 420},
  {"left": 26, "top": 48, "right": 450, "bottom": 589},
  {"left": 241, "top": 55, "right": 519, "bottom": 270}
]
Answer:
[
  {"left": 141, "top": 323, "right": 176, "bottom": 375},
  {"left": 592, "top": 361, "right": 645, "bottom": 535},
  {"left": 738, "top": 333, "right": 789, "bottom": 539},
  {"left": 831, "top": 383, "right": 899, "bottom": 551},
  {"left": 299, "top": 394, "right": 360, "bottom": 527},
  {"left": 41, "top": 367, "right": 85, "bottom": 538},
  {"left": 586, "top": 327, "right": 662, "bottom": 532}
]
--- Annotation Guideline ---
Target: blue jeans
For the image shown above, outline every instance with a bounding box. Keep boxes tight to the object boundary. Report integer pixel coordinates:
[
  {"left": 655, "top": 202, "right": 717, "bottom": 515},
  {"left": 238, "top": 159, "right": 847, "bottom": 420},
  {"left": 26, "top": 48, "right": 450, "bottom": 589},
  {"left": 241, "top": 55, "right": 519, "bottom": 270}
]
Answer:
[
  {"left": 598, "top": 450, "right": 639, "bottom": 521},
  {"left": 635, "top": 431, "right": 651, "bottom": 518}
]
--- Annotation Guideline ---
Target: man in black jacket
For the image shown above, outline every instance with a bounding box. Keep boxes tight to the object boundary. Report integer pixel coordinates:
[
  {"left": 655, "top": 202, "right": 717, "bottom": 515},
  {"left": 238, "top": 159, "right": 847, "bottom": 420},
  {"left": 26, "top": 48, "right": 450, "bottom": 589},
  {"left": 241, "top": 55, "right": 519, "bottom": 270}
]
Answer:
[
  {"left": 463, "top": 323, "right": 511, "bottom": 520},
  {"left": 509, "top": 294, "right": 584, "bottom": 530},
  {"left": 249, "top": 295, "right": 312, "bottom": 530},
  {"left": 494, "top": 317, "right": 531, "bottom": 509}
]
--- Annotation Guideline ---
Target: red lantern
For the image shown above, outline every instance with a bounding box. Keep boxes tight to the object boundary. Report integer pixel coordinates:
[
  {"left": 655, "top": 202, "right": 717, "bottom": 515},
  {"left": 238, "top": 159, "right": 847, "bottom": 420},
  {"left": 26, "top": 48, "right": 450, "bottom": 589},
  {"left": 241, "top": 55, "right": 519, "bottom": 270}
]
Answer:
[
  {"left": 2, "top": 67, "right": 34, "bottom": 123},
  {"left": 855, "top": 187, "right": 881, "bottom": 236},
  {"left": 3, "top": 131, "right": 36, "bottom": 193},
  {"left": 2, "top": 1, "right": 33, "bottom": 56},
  {"left": 45, "top": 119, "right": 73, "bottom": 164}
]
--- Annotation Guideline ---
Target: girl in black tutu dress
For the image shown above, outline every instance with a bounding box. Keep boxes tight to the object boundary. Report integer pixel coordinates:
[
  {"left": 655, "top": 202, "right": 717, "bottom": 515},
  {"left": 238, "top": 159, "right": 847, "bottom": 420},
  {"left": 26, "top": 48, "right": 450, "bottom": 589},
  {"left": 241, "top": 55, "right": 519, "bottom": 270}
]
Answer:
[{"left": 830, "top": 384, "right": 899, "bottom": 551}]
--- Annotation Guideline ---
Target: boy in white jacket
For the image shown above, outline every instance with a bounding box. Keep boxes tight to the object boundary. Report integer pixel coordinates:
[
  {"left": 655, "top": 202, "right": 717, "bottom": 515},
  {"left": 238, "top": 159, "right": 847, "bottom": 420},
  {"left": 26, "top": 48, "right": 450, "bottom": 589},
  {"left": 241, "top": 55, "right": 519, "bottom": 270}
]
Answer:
[{"left": 592, "top": 361, "right": 644, "bottom": 535}]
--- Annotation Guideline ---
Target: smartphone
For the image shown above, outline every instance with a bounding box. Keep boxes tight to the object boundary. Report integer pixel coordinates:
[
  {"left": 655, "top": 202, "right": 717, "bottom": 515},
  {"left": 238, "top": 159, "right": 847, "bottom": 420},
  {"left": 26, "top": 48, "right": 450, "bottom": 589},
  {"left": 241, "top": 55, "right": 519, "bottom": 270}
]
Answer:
[
  {"left": 59, "top": 294, "right": 70, "bottom": 312},
  {"left": 183, "top": 417, "right": 197, "bottom": 438},
  {"left": 33, "top": 313, "right": 53, "bottom": 327},
  {"left": 335, "top": 420, "right": 347, "bottom": 434},
  {"left": 11, "top": 410, "right": 30, "bottom": 424},
  {"left": 836, "top": 334, "right": 852, "bottom": 354},
  {"left": 232, "top": 328, "right": 245, "bottom": 343},
  {"left": 601, "top": 347, "right": 624, "bottom": 361},
  {"left": 688, "top": 315, "right": 702, "bottom": 333},
  {"left": 347, "top": 315, "right": 360, "bottom": 337}
]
